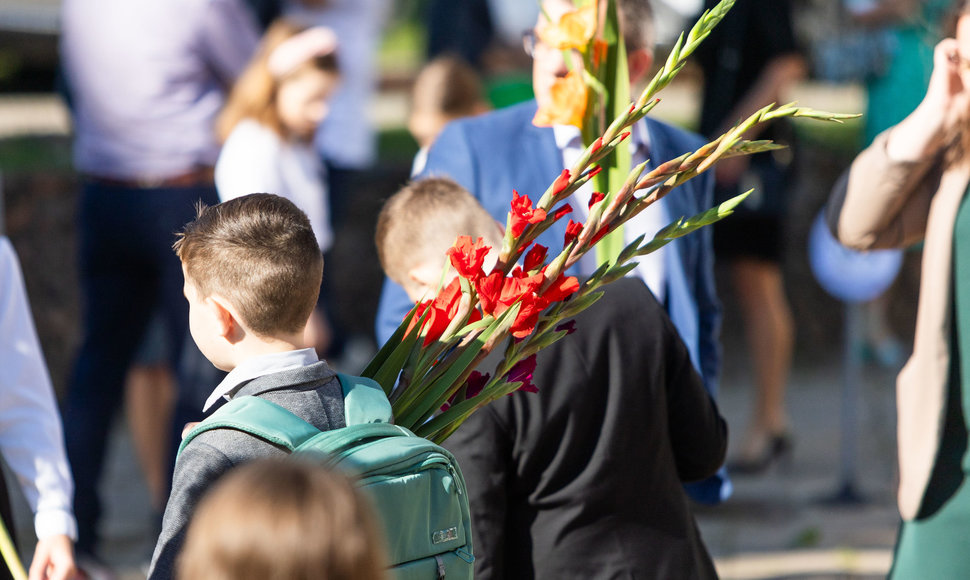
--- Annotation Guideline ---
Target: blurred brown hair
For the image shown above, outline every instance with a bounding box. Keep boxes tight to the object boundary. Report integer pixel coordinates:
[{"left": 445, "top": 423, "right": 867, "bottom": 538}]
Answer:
[
  {"left": 217, "top": 19, "right": 339, "bottom": 142},
  {"left": 408, "top": 55, "right": 489, "bottom": 148},
  {"left": 174, "top": 194, "right": 323, "bottom": 337},
  {"left": 177, "top": 458, "right": 388, "bottom": 580},
  {"left": 944, "top": 1, "right": 970, "bottom": 165},
  {"left": 375, "top": 177, "right": 501, "bottom": 291}
]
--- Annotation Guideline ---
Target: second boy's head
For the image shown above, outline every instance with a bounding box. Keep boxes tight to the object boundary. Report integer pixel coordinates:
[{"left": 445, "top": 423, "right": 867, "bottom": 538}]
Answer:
[
  {"left": 376, "top": 177, "right": 502, "bottom": 302},
  {"left": 174, "top": 194, "right": 323, "bottom": 370}
]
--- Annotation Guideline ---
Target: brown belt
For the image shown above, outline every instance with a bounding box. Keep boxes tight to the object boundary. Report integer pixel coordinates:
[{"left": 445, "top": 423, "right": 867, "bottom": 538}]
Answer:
[{"left": 84, "top": 167, "right": 215, "bottom": 189}]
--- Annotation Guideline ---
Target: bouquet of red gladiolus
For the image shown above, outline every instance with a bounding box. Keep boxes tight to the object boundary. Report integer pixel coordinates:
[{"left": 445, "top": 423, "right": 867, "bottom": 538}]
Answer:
[{"left": 361, "top": 0, "right": 857, "bottom": 444}]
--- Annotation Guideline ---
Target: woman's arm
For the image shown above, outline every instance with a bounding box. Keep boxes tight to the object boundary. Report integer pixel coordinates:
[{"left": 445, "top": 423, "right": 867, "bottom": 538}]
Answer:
[{"left": 832, "top": 37, "right": 970, "bottom": 249}]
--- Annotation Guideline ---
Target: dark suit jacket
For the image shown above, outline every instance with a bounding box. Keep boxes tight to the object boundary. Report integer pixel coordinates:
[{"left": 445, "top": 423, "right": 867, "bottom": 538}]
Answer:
[
  {"left": 376, "top": 101, "right": 720, "bottom": 397},
  {"left": 443, "top": 278, "right": 726, "bottom": 579}
]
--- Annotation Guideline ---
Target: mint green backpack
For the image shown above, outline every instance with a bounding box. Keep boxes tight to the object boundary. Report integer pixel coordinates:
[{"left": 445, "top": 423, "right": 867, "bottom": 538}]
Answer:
[{"left": 179, "top": 373, "right": 474, "bottom": 579}]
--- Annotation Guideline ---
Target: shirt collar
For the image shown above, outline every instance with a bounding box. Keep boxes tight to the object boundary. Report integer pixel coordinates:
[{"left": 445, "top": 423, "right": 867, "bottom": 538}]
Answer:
[
  {"left": 203, "top": 347, "right": 319, "bottom": 411},
  {"left": 552, "top": 119, "right": 651, "bottom": 159}
]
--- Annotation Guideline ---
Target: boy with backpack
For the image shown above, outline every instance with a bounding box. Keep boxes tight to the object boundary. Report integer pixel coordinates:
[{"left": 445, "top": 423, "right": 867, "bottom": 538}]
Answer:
[
  {"left": 147, "top": 194, "right": 348, "bottom": 579},
  {"left": 376, "top": 178, "right": 726, "bottom": 579},
  {"left": 149, "top": 193, "right": 473, "bottom": 580}
]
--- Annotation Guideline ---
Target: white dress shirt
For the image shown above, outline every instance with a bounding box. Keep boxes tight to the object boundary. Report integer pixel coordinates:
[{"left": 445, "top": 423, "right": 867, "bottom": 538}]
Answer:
[
  {"left": 203, "top": 348, "right": 320, "bottom": 412},
  {"left": 554, "top": 121, "right": 669, "bottom": 303},
  {"left": 0, "top": 238, "right": 77, "bottom": 540}
]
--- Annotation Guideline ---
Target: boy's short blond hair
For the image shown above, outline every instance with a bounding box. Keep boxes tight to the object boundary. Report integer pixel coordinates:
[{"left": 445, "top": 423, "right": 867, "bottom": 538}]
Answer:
[
  {"left": 177, "top": 458, "right": 387, "bottom": 580},
  {"left": 375, "top": 177, "right": 501, "bottom": 286},
  {"left": 174, "top": 194, "right": 323, "bottom": 336}
]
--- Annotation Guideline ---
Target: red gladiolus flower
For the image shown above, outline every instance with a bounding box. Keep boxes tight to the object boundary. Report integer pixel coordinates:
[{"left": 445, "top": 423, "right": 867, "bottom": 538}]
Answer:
[
  {"left": 523, "top": 244, "right": 548, "bottom": 272},
  {"left": 478, "top": 265, "right": 565, "bottom": 338},
  {"left": 590, "top": 137, "right": 604, "bottom": 155},
  {"left": 497, "top": 271, "right": 544, "bottom": 311},
  {"left": 506, "top": 355, "right": 538, "bottom": 393},
  {"left": 564, "top": 219, "right": 583, "bottom": 245},
  {"left": 475, "top": 270, "right": 505, "bottom": 316},
  {"left": 588, "top": 192, "right": 605, "bottom": 209},
  {"left": 509, "top": 292, "right": 546, "bottom": 338},
  {"left": 405, "top": 278, "right": 481, "bottom": 346},
  {"left": 552, "top": 203, "right": 573, "bottom": 221},
  {"left": 551, "top": 169, "right": 571, "bottom": 198},
  {"left": 510, "top": 190, "right": 548, "bottom": 237},
  {"left": 447, "top": 235, "right": 490, "bottom": 282},
  {"left": 541, "top": 273, "right": 580, "bottom": 303}
]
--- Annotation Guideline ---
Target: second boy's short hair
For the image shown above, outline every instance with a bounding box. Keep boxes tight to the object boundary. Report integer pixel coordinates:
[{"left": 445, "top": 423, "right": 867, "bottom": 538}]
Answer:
[
  {"left": 375, "top": 177, "right": 500, "bottom": 285},
  {"left": 174, "top": 194, "right": 323, "bottom": 336}
]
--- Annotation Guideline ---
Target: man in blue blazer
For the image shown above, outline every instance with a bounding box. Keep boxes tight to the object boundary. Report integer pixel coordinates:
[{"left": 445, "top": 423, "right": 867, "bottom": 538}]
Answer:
[{"left": 375, "top": 0, "right": 727, "bottom": 503}]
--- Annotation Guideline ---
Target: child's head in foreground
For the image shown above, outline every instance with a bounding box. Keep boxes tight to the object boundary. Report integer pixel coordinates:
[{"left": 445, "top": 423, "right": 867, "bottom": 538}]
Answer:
[
  {"left": 177, "top": 457, "right": 388, "bottom": 580},
  {"left": 174, "top": 194, "right": 323, "bottom": 369},
  {"left": 376, "top": 177, "right": 502, "bottom": 302}
]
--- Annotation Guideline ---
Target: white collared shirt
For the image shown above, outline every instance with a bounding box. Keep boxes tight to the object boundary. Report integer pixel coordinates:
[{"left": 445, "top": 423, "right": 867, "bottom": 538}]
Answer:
[
  {"left": 553, "top": 120, "right": 668, "bottom": 303},
  {"left": 203, "top": 348, "right": 320, "bottom": 412},
  {"left": 0, "top": 238, "right": 78, "bottom": 540}
]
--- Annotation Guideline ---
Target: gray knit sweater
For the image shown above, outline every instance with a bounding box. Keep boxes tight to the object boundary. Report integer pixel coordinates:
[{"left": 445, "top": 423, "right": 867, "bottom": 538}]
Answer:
[{"left": 146, "top": 361, "right": 345, "bottom": 580}]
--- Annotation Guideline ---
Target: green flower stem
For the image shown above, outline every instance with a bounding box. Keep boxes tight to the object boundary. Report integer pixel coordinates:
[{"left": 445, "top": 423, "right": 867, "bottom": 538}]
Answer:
[
  {"left": 636, "top": 0, "right": 737, "bottom": 108},
  {"left": 395, "top": 306, "right": 516, "bottom": 429}
]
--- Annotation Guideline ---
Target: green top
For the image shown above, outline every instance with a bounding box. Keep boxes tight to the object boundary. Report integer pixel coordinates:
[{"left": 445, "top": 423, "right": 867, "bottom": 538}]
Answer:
[{"left": 889, "top": 185, "right": 970, "bottom": 578}]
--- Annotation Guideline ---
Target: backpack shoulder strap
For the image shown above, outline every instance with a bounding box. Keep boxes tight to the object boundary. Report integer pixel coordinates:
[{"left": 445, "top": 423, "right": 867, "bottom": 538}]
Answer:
[
  {"left": 178, "top": 396, "right": 320, "bottom": 457},
  {"left": 337, "top": 372, "right": 393, "bottom": 425}
]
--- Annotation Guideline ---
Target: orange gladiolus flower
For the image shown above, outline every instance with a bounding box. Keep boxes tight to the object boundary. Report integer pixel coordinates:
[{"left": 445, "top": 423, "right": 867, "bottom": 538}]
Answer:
[
  {"left": 533, "top": 69, "right": 588, "bottom": 129},
  {"left": 536, "top": 4, "right": 597, "bottom": 52}
]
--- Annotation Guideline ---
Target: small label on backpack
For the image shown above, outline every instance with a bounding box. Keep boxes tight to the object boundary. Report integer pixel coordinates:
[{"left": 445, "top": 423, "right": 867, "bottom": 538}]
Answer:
[{"left": 432, "top": 527, "right": 459, "bottom": 544}]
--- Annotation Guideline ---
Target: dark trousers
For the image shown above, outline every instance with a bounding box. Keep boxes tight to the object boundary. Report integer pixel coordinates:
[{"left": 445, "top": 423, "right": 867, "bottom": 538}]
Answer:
[{"left": 63, "top": 182, "right": 219, "bottom": 554}]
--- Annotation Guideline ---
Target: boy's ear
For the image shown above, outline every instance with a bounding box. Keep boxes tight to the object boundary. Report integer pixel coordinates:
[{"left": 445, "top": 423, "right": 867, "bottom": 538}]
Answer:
[
  {"left": 406, "top": 261, "right": 444, "bottom": 302},
  {"left": 208, "top": 294, "right": 244, "bottom": 343}
]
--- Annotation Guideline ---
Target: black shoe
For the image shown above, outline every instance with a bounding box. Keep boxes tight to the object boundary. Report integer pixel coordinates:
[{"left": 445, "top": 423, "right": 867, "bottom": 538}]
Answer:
[{"left": 728, "top": 433, "right": 793, "bottom": 475}]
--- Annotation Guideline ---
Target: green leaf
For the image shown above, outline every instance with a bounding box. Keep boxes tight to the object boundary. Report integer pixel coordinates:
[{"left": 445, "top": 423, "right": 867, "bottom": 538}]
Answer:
[
  {"left": 362, "top": 307, "right": 422, "bottom": 395},
  {"left": 557, "top": 289, "right": 604, "bottom": 318},
  {"left": 394, "top": 305, "right": 516, "bottom": 430}
]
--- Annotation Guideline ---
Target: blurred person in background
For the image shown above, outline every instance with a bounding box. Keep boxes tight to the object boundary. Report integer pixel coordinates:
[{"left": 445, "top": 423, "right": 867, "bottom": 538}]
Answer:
[
  {"left": 848, "top": 0, "right": 951, "bottom": 369},
  {"left": 694, "top": 0, "right": 806, "bottom": 474},
  {"left": 828, "top": 2, "right": 970, "bottom": 576},
  {"left": 1, "top": 237, "right": 77, "bottom": 580},
  {"left": 215, "top": 20, "right": 342, "bottom": 356},
  {"left": 408, "top": 55, "right": 490, "bottom": 175},
  {"left": 58, "top": 0, "right": 259, "bottom": 571},
  {"left": 283, "top": 0, "right": 391, "bottom": 368}
]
